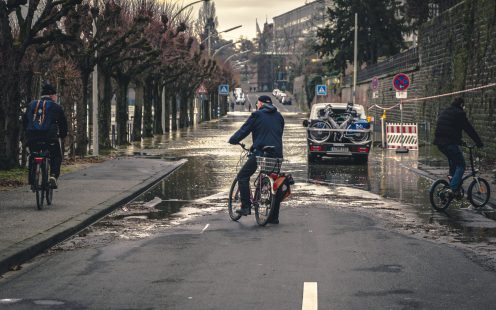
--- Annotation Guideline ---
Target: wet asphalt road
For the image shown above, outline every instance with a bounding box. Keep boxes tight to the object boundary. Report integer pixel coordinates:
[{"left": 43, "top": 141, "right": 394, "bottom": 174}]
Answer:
[{"left": 1, "top": 93, "right": 496, "bottom": 309}]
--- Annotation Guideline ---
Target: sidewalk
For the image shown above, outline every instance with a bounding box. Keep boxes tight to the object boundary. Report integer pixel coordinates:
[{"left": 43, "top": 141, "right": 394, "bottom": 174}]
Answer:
[{"left": 0, "top": 157, "right": 186, "bottom": 275}]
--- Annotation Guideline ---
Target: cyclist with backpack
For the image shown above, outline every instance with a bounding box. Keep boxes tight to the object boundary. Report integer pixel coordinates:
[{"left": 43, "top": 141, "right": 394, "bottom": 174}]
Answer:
[{"left": 23, "top": 83, "right": 68, "bottom": 189}]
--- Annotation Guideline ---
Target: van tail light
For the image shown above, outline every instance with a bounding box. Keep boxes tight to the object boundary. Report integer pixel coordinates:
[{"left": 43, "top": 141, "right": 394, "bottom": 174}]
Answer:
[
  {"left": 34, "top": 157, "right": 44, "bottom": 164},
  {"left": 310, "top": 145, "right": 323, "bottom": 151},
  {"left": 357, "top": 147, "right": 369, "bottom": 153}
]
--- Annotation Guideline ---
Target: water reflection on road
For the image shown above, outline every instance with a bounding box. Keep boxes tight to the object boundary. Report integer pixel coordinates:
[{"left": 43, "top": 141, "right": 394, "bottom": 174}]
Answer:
[{"left": 87, "top": 110, "right": 496, "bottom": 251}]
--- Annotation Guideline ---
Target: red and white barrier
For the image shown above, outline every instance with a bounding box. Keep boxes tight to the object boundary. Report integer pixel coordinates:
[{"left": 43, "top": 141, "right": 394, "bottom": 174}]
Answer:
[{"left": 386, "top": 123, "right": 418, "bottom": 150}]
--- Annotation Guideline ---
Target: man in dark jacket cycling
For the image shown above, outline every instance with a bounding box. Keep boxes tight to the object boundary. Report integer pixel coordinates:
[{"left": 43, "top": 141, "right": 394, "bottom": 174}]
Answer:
[
  {"left": 433, "top": 97, "right": 483, "bottom": 198},
  {"left": 229, "top": 95, "right": 284, "bottom": 222},
  {"left": 23, "top": 83, "right": 68, "bottom": 189}
]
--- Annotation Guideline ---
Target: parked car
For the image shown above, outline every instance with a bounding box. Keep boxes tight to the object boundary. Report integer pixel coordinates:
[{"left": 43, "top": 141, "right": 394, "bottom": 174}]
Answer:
[
  {"left": 303, "top": 102, "right": 372, "bottom": 163},
  {"left": 235, "top": 93, "right": 246, "bottom": 105},
  {"left": 281, "top": 96, "right": 292, "bottom": 105},
  {"left": 277, "top": 92, "right": 286, "bottom": 102},
  {"left": 272, "top": 89, "right": 281, "bottom": 97}
]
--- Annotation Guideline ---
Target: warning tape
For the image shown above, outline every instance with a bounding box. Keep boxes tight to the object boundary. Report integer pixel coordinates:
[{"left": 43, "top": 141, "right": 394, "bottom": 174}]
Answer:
[{"left": 402, "top": 83, "right": 496, "bottom": 103}]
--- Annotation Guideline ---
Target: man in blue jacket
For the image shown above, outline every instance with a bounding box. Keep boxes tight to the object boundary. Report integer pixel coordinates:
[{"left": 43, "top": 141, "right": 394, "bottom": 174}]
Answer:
[{"left": 229, "top": 95, "right": 284, "bottom": 222}]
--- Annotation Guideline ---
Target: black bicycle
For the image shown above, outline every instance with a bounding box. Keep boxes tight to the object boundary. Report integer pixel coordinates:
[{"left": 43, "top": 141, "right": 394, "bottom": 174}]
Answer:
[
  {"left": 430, "top": 144, "right": 490, "bottom": 211},
  {"left": 228, "top": 143, "right": 291, "bottom": 226},
  {"left": 29, "top": 145, "right": 53, "bottom": 210}
]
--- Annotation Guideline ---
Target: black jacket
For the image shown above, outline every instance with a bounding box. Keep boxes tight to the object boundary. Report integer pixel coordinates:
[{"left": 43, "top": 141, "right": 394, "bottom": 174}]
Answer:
[
  {"left": 229, "top": 104, "right": 285, "bottom": 158},
  {"left": 433, "top": 104, "right": 482, "bottom": 146},
  {"left": 23, "top": 97, "right": 68, "bottom": 145}
]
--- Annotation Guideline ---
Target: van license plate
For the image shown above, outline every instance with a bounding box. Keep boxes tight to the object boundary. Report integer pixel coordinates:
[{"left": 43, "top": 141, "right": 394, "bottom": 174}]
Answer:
[{"left": 328, "top": 147, "right": 349, "bottom": 153}]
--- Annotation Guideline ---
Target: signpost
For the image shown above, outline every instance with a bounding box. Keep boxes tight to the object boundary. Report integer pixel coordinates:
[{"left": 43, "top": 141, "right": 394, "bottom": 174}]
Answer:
[
  {"left": 196, "top": 83, "right": 208, "bottom": 95},
  {"left": 371, "top": 76, "right": 379, "bottom": 99},
  {"left": 316, "top": 85, "right": 327, "bottom": 96},
  {"left": 218, "top": 84, "right": 229, "bottom": 96},
  {"left": 392, "top": 73, "right": 411, "bottom": 154}
]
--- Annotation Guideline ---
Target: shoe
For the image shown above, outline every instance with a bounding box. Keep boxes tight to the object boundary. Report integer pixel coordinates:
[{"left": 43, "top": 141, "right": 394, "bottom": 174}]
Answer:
[
  {"left": 49, "top": 176, "right": 58, "bottom": 189},
  {"left": 235, "top": 207, "right": 251, "bottom": 216},
  {"left": 267, "top": 219, "right": 279, "bottom": 224}
]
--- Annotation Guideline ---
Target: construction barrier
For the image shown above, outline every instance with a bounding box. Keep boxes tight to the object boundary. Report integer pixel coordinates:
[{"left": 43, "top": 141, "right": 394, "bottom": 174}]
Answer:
[{"left": 386, "top": 123, "right": 418, "bottom": 150}]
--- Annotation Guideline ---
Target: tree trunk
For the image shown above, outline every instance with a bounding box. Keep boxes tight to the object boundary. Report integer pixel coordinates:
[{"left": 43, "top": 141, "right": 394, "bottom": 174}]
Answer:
[
  {"left": 179, "top": 92, "right": 188, "bottom": 128},
  {"left": 153, "top": 81, "right": 163, "bottom": 134},
  {"left": 189, "top": 95, "right": 195, "bottom": 125},
  {"left": 133, "top": 84, "right": 144, "bottom": 141},
  {"left": 116, "top": 78, "right": 129, "bottom": 145},
  {"left": 0, "top": 70, "right": 22, "bottom": 169},
  {"left": 143, "top": 78, "right": 153, "bottom": 137},
  {"left": 204, "top": 96, "right": 211, "bottom": 121},
  {"left": 171, "top": 93, "right": 178, "bottom": 131},
  {"left": 163, "top": 89, "right": 170, "bottom": 132},
  {"left": 98, "top": 71, "right": 112, "bottom": 149}
]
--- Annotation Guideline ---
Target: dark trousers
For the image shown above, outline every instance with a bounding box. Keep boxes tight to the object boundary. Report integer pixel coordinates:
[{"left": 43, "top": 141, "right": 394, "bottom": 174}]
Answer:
[
  {"left": 437, "top": 144, "right": 465, "bottom": 191},
  {"left": 237, "top": 154, "right": 282, "bottom": 220},
  {"left": 29, "top": 142, "right": 62, "bottom": 178},
  {"left": 237, "top": 155, "right": 258, "bottom": 209}
]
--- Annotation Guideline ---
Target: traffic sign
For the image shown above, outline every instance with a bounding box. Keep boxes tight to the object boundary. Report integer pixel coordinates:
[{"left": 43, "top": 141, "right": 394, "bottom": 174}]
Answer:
[
  {"left": 396, "top": 91, "right": 408, "bottom": 99},
  {"left": 196, "top": 83, "right": 208, "bottom": 94},
  {"left": 218, "top": 84, "right": 229, "bottom": 95},
  {"left": 316, "top": 85, "right": 327, "bottom": 96},
  {"left": 371, "top": 76, "right": 379, "bottom": 91},
  {"left": 392, "top": 73, "right": 410, "bottom": 91}
]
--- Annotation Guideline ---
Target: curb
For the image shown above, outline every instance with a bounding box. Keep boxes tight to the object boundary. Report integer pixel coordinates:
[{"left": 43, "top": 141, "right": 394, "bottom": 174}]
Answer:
[{"left": 0, "top": 159, "right": 187, "bottom": 276}]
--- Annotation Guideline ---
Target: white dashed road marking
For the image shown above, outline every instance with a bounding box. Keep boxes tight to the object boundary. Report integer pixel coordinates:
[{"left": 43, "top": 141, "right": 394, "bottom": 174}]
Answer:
[{"left": 302, "top": 282, "right": 318, "bottom": 310}]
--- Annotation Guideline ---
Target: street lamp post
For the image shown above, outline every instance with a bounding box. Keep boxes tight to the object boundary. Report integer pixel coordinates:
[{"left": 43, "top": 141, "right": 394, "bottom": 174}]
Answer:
[
  {"left": 171, "top": 0, "right": 210, "bottom": 21},
  {"left": 201, "top": 25, "right": 242, "bottom": 45},
  {"left": 212, "top": 40, "right": 240, "bottom": 57},
  {"left": 223, "top": 50, "right": 251, "bottom": 64}
]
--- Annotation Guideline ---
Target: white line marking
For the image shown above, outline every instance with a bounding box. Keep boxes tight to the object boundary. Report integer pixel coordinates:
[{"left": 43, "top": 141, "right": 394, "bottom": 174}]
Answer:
[
  {"left": 302, "top": 282, "right": 318, "bottom": 310},
  {"left": 201, "top": 224, "right": 210, "bottom": 234}
]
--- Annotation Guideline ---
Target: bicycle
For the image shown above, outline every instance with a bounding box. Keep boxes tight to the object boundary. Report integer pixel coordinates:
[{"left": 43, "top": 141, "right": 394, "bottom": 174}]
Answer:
[
  {"left": 228, "top": 143, "right": 293, "bottom": 226},
  {"left": 429, "top": 144, "right": 490, "bottom": 211},
  {"left": 308, "top": 104, "right": 370, "bottom": 144},
  {"left": 28, "top": 143, "right": 54, "bottom": 210}
]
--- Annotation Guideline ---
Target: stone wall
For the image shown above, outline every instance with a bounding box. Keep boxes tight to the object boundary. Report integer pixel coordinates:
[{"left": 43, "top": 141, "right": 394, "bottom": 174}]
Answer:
[{"left": 341, "top": 0, "right": 496, "bottom": 158}]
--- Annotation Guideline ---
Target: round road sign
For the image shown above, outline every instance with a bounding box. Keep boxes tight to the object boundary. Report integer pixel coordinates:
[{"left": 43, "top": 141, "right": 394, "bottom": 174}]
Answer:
[{"left": 392, "top": 73, "right": 410, "bottom": 91}]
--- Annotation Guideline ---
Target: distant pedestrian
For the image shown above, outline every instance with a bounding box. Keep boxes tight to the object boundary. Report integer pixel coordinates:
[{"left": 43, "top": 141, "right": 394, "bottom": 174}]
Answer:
[{"left": 433, "top": 97, "right": 483, "bottom": 198}]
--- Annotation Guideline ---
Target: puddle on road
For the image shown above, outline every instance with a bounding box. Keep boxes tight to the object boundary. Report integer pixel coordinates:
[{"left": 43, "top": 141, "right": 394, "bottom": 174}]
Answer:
[{"left": 51, "top": 113, "right": 496, "bottom": 269}]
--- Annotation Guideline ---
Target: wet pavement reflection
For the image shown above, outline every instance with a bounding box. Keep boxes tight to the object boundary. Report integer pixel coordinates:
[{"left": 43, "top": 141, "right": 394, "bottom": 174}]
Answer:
[{"left": 57, "top": 108, "right": 496, "bottom": 263}]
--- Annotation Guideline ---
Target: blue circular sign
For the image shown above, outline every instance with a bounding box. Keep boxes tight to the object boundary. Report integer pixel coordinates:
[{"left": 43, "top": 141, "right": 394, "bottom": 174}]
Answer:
[{"left": 392, "top": 73, "right": 410, "bottom": 91}]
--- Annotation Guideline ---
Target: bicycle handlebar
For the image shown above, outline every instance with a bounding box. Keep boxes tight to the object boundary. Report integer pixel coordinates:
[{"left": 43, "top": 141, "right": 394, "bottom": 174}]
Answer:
[{"left": 238, "top": 143, "right": 250, "bottom": 152}]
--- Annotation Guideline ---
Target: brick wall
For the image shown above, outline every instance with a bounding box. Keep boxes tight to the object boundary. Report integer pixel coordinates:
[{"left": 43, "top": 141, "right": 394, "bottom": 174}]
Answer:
[{"left": 341, "top": 0, "right": 496, "bottom": 158}]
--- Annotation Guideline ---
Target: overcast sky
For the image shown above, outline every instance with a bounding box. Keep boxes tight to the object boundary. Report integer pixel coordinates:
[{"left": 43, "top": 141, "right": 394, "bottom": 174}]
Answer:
[{"left": 184, "top": 0, "right": 310, "bottom": 41}]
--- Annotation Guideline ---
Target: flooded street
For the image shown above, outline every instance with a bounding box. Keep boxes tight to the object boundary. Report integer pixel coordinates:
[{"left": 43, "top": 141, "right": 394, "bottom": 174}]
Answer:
[{"left": 57, "top": 108, "right": 496, "bottom": 267}]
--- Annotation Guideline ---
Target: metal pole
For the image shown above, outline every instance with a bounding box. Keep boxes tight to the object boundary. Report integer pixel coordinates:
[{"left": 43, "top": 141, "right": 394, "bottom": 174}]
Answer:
[
  {"left": 381, "top": 112, "right": 385, "bottom": 148},
  {"left": 353, "top": 13, "right": 358, "bottom": 105},
  {"left": 161, "top": 86, "right": 165, "bottom": 133},
  {"left": 92, "top": 16, "right": 99, "bottom": 156},
  {"left": 396, "top": 100, "right": 409, "bottom": 153},
  {"left": 207, "top": 27, "right": 211, "bottom": 57}
]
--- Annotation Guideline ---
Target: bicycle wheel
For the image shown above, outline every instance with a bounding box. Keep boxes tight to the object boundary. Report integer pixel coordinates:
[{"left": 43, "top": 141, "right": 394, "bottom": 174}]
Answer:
[
  {"left": 35, "top": 163, "right": 46, "bottom": 210},
  {"left": 254, "top": 174, "right": 274, "bottom": 226},
  {"left": 45, "top": 159, "right": 53, "bottom": 206},
  {"left": 429, "top": 179, "right": 452, "bottom": 211},
  {"left": 309, "top": 121, "right": 331, "bottom": 143},
  {"left": 468, "top": 177, "right": 490, "bottom": 208},
  {"left": 228, "top": 178, "right": 242, "bottom": 221},
  {"left": 346, "top": 125, "right": 370, "bottom": 144}
]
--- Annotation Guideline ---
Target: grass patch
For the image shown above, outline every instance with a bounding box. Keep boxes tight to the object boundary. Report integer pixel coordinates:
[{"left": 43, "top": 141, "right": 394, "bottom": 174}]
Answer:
[{"left": 0, "top": 168, "right": 29, "bottom": 188}]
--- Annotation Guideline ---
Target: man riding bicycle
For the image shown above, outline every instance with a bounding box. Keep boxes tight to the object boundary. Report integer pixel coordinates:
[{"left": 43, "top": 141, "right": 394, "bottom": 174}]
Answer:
[
  {"left": 23, "top": 83, "right": 68, "bottom": 189},
  {"left": 228, "top": 95, "right": 284, "bottom": 223},
  {"left": 433, "top": 97, "right": 483, "bottom": 199}
]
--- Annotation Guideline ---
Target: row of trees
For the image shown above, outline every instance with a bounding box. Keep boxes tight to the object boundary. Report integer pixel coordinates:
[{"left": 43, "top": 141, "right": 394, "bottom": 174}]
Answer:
[{"left": 0, "top": 0, "right": 235, "bottom": 170}]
